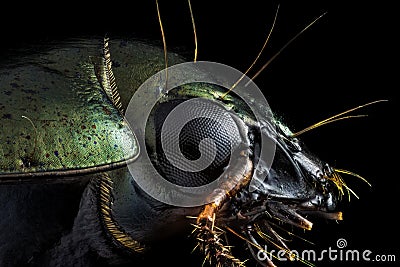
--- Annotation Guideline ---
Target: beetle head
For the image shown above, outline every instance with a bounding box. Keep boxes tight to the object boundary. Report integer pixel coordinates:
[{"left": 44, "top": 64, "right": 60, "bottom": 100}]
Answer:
[{"left": 247, "top": 121, "right": 344, "bottom": 231}]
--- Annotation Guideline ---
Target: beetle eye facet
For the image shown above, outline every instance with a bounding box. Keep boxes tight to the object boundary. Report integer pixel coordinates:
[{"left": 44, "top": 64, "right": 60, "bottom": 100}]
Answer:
[{"left": 144, "top": 91, "right": 245, "bottom": 188}]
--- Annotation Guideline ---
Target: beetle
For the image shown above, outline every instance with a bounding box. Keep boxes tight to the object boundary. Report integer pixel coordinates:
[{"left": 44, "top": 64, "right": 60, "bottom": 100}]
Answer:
[{"left": 0, "top": 2, "right": 383, "bottom": 267}]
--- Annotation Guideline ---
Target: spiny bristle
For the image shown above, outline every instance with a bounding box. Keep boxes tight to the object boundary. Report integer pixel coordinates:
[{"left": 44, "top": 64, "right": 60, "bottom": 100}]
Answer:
[
  {"left": 334, "top": 168, "right": 372, "bottom": 186},
  {"left": 193, "top": 223, "right": 245, "bottom": 267}
]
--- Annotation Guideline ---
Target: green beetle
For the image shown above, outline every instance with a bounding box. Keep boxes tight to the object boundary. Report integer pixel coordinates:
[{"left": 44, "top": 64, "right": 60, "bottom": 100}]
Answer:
[
  {"left": 0, "top": 4, "right": 382, "bottom": 267},
  {"left": 0, "top": 37, "right": 190, "bottom": 266}
]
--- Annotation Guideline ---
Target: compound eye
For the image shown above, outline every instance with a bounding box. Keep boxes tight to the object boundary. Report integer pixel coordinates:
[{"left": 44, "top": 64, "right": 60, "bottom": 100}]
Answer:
[{"left": 145, "top": 95, "right": 246, "bottom": 187}]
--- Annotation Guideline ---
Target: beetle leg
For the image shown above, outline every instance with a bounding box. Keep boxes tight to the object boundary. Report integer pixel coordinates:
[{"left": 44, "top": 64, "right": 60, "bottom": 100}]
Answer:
[
  {"left": 194, "top": 149, "right": 253, "bottom": 267},
  {"left": 195, "top": 210, "right": 243, "bottom": 267}
]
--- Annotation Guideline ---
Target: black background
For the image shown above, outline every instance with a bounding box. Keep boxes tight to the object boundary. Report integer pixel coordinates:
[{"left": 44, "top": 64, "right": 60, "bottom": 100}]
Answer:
[{"left": 1, "top": 0, "right": 398, "bottom": 266}]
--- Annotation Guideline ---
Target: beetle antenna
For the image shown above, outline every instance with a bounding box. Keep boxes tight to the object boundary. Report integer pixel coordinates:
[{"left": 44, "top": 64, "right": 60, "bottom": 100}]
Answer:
[
  {"left": 291, "top": 100, "right": 387, "bottom": 137},
  {"left": 156, "top": 0, "right": 168, "bottom": 91},
  {"left": 221, "top": 4, "right": 280, "bottom": 99},
  {"left": 188, "top": 0, "right": 198, "bottom": 62},
  {"left": 246, "top": 12, "right": 327, "bottom": 86}
]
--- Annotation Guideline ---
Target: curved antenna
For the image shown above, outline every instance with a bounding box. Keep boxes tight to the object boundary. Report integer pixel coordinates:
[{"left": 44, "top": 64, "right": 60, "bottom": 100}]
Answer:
[
  {"left": 187, "top": 0, "right": 198, "bottom": 62},
  {"left": 291, "top": 100, "right": 387, "bottom": 137},
  {"left": 292, "top": 115, "right": 368, "bottom": 137},
  {"left": 156, "top": 0, "right": 168, "bottom": 90},
  {"left": 246, "top": 12, "right": 327, "bottom": 86},
  {"left": 220, "top": 4, "right": 280, "bottom": 99}
]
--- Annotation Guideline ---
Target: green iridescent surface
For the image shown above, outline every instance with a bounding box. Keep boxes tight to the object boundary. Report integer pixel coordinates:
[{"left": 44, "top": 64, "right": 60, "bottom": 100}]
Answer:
[{"left": 0, "top": 38, "right": 185, "bottom": 180}]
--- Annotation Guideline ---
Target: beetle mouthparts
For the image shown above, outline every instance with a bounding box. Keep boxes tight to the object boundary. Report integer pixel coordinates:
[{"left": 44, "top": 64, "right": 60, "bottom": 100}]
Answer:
[
  {"left": 268, "top": 202, "right": 313, "bottom": 230},
  {"left": 300, "top": 210, "right": 343, "bottom": 221}
]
